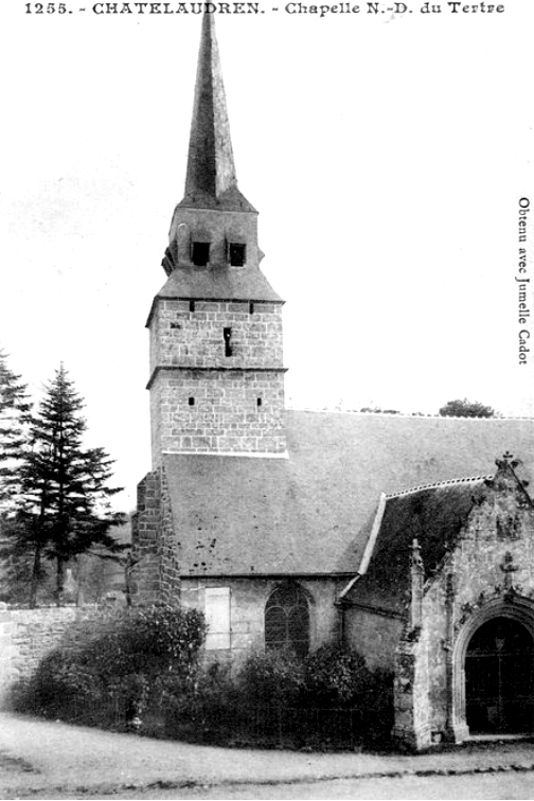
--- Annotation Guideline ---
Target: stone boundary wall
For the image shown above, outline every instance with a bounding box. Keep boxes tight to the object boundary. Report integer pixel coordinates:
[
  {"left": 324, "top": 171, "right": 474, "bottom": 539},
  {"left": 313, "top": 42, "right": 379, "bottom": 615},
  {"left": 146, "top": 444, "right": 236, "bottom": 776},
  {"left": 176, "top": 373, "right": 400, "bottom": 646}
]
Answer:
[{"left": 0, "top": 603, "right": 100, "bottom": 704}]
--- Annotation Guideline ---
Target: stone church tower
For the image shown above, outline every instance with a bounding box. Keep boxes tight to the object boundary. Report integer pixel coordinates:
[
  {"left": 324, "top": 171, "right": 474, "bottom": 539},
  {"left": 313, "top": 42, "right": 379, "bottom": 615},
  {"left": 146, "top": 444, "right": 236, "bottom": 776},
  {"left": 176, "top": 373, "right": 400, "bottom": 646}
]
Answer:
[{"left": 147, "top": 14, "right": 286, "bottom": 467}]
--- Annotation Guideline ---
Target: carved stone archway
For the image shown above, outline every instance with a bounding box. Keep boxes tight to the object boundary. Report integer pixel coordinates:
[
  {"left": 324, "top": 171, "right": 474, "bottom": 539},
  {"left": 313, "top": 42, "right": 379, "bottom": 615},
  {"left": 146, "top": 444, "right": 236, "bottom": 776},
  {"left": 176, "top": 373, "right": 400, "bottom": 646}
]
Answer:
[{"left": 452, "top": 596, "right": 534, "bottom": 741}]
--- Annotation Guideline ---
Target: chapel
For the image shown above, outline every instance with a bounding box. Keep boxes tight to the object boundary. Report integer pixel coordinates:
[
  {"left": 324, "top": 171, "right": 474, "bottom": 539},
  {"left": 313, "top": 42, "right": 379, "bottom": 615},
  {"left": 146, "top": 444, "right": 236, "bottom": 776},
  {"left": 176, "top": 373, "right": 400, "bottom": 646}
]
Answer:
[{"left": 131, "top": 14, "right": 534, "bottom": 749}]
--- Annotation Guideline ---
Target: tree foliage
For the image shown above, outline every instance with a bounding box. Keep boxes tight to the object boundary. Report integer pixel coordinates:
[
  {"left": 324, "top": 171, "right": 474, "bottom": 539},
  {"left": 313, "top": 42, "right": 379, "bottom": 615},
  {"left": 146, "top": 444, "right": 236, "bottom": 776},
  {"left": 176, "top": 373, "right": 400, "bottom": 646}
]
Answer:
[
  {"left": 0, "top": 349, "right": 31, "bottom": 514},
  {"left": 438, "top": 398, "right": 496, "bottom": 418},
  {"left": 9, "top": 364, "right": 125, "bottom": 604}
]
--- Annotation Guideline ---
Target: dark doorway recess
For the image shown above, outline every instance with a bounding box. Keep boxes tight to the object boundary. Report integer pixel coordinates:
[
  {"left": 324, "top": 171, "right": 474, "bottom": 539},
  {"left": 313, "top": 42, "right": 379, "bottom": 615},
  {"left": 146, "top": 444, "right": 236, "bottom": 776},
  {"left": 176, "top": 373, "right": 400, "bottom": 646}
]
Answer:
[{"left": 465, "top": 616, "right": 534, "bottom": 734}]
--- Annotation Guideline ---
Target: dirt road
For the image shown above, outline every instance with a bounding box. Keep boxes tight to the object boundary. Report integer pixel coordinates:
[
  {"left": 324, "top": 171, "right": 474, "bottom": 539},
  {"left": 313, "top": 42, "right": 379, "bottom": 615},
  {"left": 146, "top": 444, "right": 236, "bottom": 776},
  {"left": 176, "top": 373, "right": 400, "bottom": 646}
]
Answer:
[{"left": 1, "top": 712, "right": 534, "bottom": 799}]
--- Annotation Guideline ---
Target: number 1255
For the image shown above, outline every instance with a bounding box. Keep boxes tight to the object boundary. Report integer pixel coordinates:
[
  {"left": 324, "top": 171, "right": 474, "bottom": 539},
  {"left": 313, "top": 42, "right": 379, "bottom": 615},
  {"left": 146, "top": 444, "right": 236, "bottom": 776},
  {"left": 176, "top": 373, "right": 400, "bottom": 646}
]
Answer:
[{"left": 25, "top": 3, "right": 69, "bottom": 12}]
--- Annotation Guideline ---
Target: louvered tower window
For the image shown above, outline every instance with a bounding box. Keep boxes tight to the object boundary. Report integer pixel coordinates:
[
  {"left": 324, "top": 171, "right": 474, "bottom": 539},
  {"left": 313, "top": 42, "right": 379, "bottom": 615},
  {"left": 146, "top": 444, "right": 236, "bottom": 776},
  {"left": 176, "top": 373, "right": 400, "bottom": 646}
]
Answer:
[
  {"left": 192, "top": 242, "right": 210, "bottom": 266},
  {"left": 265, "top": 583, "right": 310, "bottom": 658},
  {"left": 229, "top": 243, "right": 246, "bottom": 266}
]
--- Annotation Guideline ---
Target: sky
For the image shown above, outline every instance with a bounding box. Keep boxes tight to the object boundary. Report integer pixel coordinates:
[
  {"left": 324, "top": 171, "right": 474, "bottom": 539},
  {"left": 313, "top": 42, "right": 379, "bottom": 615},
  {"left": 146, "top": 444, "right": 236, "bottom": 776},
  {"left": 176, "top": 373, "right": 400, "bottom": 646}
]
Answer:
[{"left": 1, "top": 0, "right": 533, "bottom": 510}]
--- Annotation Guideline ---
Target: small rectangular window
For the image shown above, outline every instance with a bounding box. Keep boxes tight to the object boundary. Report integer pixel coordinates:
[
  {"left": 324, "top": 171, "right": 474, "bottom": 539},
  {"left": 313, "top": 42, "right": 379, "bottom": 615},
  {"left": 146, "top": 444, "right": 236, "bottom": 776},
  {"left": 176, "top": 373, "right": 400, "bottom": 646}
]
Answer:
[
  {"left": 189, "top": 300, "right": 196, "bottom": 312},
  {"left": 249, "top": 302, "right": 254, "bottom": 315},
  {"left": 188, "top": 397, "right": 195, "bottom": 406},
  {"left": 229, "top": 243, "right": 246, "bottom": 267},
  {"left": 192, "top": 242, "right": 210, "bottom": 266},
  {"left": 257, "top": 397, "right": 262, "bottom": 407}
]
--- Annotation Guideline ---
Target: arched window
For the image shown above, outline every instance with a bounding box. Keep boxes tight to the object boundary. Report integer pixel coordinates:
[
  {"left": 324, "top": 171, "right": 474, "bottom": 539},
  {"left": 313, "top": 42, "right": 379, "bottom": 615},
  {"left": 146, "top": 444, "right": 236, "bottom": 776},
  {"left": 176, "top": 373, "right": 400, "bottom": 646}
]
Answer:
[{"left": 265, "top": 583, "right": 310, "bottom": 658}]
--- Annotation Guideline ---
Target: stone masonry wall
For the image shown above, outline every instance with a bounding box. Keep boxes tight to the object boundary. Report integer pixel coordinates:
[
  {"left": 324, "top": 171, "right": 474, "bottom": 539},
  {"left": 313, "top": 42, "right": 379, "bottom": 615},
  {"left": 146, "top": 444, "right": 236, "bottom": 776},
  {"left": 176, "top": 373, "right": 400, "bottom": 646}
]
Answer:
[
  {"left": 0, "top": 604, "right": 99, "bottom": 704},
  {"left": 180, "top": 577, "right": 343, "bottom": 664},
  {"left": 421, "top": 575, "right": 450, "bottom": 738},
  {"left": 343, "top": 606, "right": 405, "bottom": 671},
  {"left": 150, "top": 300, "right": 283, "bottom": 374},
  {"left": 150, "top": 370, "right": 286, "bottom": 464},
  {"left": 159, "top": 466, "right": 182, "bottom": 605},
  {"left": 130, "top": 471, "right": 163, "bottom": 604},
  {"left": 393, "top": 628, "right": 431, "bottom": 750},
  {"left": 131, "top": 466, "right": 182, "bottom": 605},
  {"left": 148, "top": 298, "right": 286, "bottom": 465}
]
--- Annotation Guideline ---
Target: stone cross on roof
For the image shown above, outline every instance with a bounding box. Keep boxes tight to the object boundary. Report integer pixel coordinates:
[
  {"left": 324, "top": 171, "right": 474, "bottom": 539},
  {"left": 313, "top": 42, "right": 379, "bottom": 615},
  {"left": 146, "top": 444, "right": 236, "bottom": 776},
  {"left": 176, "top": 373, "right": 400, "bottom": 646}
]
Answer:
[{"left": 496, "top": 451, "right": 519, "bottom": 470}]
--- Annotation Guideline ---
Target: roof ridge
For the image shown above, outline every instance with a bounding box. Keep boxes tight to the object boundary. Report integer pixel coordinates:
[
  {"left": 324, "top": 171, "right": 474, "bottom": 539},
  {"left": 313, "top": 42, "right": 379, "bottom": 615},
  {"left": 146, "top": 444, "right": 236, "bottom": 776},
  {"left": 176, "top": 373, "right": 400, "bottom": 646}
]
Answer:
[
  {"left": 284, "top": 408, "right": 534, "bottom": 420},
  {"left": 386, "top": 475, "right": 492, "bottom": 499}
]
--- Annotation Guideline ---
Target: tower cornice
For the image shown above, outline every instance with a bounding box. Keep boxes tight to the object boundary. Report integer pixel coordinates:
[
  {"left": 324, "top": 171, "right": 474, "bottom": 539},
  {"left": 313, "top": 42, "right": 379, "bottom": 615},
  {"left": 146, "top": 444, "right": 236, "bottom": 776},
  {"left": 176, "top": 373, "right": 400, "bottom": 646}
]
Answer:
[
  {"left": 145, "top": 293, "right": 284, "bottom": 329},
  {"left": 147, "top": 365, "right": 288, "bottom": 391}
]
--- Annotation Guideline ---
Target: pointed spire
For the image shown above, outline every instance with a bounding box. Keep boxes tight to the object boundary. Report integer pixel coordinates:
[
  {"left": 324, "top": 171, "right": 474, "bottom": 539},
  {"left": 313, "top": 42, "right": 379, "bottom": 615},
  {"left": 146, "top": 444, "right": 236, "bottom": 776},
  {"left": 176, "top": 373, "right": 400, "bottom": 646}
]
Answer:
[{"left": 180, "top": 14, "right": 254, "bottom": 212}]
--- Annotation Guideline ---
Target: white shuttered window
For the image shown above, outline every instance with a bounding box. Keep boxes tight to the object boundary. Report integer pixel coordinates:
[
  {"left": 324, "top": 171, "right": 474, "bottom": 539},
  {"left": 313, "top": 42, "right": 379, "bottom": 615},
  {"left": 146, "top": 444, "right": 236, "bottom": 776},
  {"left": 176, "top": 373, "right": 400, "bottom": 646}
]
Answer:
[{"left": 205, "top": 587, "right": 231, "bottom": 650}]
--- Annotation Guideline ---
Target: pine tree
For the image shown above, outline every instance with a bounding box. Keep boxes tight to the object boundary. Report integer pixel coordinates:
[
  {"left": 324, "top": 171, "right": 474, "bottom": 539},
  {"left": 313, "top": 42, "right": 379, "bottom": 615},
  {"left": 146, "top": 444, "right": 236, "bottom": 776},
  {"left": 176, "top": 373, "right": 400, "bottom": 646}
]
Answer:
[
  {"left": 16, "top": 365, "right": 124, "bottom": 605},
  {"left": 0, "top": 349, "right": 31, "bottom": 515}
]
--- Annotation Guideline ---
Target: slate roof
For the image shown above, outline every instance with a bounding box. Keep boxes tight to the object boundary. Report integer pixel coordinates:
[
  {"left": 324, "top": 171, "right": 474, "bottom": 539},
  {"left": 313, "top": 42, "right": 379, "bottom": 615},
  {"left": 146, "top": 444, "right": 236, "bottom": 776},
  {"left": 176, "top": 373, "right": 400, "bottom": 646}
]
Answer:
[
  {"left": 180, "top": 14, "right": 255, "bottom": 213},
  {"left": 147, "top": 267, "right": 282, "bottom": 322},
  {"left": 165, "top": 410, "right": 534, "bottom": 578},
  {"left": 352, "top": 479, "right": 486, "bottom": 612}
]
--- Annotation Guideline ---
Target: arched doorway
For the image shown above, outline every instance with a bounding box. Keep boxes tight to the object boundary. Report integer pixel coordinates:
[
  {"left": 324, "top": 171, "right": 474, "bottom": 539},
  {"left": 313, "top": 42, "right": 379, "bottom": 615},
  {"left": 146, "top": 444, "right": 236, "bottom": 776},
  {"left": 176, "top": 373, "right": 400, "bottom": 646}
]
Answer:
[{"left": 465, "top": 617, "right": 534, "bottom": 734}]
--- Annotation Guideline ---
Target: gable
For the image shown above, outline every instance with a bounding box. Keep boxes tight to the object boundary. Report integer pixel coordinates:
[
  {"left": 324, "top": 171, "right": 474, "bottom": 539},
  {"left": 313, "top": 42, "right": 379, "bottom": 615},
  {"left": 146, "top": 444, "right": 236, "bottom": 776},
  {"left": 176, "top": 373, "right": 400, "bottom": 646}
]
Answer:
[{"left": 353, "top": 480, "right": 485, "bottom": 612}]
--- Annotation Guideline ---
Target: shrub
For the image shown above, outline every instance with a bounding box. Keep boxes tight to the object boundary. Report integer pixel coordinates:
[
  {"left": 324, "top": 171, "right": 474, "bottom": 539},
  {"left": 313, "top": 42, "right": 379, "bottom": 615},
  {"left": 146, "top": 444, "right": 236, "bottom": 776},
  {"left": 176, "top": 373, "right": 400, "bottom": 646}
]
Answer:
[
  {"left": 214, "top": 645, "right": 394, "bottom": 748},
  {"left": 362, "top": 667, "right": 394, "bottom": 744},
  {"left": 27, "top": 648, "right": 101, "bottom": 719},
  {"left": 303, "top": 645, "right": 373, "bottom": 707},
  {"left": 235, "top": 645, "right": 378, "bottom": 710},
  {"left": 82, "top": 603, "right": 206, "bottom": 680},
  {"left": 18, "top": 618, "right": 394, "bottom": 749},
  {"left": 192, "top": 661, "right": 237, "bottom": 711},
  {"left": 16, "top": 603, "right": 206, "bottom": 727},
  {"left": 237, "top": 649, "right": 306, "bottom": 707},
  {"left": 164, "top": 660, "right": 239, "bottom": 742}
]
